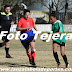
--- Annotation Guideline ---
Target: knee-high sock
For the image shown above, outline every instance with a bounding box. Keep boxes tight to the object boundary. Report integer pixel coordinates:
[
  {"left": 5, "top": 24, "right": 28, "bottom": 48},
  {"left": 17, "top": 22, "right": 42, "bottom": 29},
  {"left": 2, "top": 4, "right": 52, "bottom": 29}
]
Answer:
[
  {"left": 0, "top": 43, "right": 3, "bottom": 47},
  {"left": 62, "top": 55, "right": 68, "bottom": 66},
  {"left": 5, "top": 47, "right": 9, "bottom": 54},
  {"left": 31, "top": 49, "right": 36, "bottom": 62},
  {"left": 27, "top": 52, "right": 32, "bottom": 59},
  {"left": 53, "top": 51, "right": 60, "bottom": 65}
]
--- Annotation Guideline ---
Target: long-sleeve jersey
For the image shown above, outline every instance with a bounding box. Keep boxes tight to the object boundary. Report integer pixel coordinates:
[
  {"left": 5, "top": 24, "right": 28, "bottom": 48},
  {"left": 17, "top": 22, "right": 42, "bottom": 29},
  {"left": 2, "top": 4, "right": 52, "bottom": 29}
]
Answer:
[{"left": 0, "top": 12, "right": 12, "bottom": 31}]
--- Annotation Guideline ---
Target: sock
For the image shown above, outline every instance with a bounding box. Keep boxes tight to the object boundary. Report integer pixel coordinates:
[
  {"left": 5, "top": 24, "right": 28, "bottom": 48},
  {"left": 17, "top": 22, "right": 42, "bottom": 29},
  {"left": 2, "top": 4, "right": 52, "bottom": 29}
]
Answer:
[
  {"left": 0, "top": 43, "right": 3, "bottom": 47},
  {"left": 27, "top": 52, "right": 32, "bottom": 59},
  {"left": 31, "top": 49, "right": 36, "bottom": 62},
  {"left": 62, "top": 55, "right": 68, "bottom": 66},
  {"left": 5, "top": 47, "right": 9, "bottom": 55},
  {"left": 53, "top": 51, "right": 60, "bottom": 65}
]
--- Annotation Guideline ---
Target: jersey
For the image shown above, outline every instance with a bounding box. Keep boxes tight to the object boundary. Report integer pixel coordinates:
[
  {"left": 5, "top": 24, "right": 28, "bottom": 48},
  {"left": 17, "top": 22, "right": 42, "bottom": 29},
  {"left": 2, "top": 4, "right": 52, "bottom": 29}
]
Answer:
[
  {"left": 0, "top": 12, "right": 12, "bottom": 31},
  {"left": 52, "top": 20, "right": 66, "bottom": 43},
  {"left": 17, "top": 17, "right": 35, "bottom": 41}
]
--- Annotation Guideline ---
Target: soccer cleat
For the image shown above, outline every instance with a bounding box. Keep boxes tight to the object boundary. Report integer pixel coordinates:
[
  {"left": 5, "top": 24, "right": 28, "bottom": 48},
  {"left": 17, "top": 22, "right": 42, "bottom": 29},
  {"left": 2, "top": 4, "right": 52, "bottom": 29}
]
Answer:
[
  {"left": 66, "top": 64, "right": 70, "bottom": 68},
  {"left": 32, "top": 61, "right": 36, "bottom": 66},
  {"left": 29, "top": 59, "right": 32, "bottom": 64},
  {"left": 57, "top": 63, "right": 61, "bottom": 68},
  {"left": 6, "top": 54, "right": 12, "bottom": 58}
]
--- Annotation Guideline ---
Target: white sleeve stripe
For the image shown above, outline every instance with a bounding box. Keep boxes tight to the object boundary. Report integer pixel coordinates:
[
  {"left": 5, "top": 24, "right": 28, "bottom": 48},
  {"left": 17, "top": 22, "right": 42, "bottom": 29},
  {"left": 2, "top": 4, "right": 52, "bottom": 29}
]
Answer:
[{"left": 59, "top": 22, "right": 62, "bottom": 32}]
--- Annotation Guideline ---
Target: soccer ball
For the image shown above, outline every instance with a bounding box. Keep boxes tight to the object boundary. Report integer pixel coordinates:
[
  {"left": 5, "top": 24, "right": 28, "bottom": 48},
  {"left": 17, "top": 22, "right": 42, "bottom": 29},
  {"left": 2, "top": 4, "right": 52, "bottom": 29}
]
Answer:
[{"left": 40, "top": 33, "right": 48, "bottom": 42}]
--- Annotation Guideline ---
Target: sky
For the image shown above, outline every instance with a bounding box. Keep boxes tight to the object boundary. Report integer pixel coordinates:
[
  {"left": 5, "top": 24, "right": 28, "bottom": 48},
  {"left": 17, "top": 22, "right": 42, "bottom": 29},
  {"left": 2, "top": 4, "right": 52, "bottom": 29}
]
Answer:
[{"left": 28, "top": 0, "right": 72, "bottom": 12}]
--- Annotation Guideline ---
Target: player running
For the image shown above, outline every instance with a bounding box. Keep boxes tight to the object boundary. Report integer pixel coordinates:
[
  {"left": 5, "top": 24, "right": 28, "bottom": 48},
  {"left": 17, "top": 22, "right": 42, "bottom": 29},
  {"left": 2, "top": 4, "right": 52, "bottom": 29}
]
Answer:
[
  {"left": 0, "top": 5, "right": 14, "bottom": 58},
  {"left": 49, "top": 13, "right": 69, "bottom": 68},
  {"left": 17, "top": 9, "right": 38, "bottom": 65}
]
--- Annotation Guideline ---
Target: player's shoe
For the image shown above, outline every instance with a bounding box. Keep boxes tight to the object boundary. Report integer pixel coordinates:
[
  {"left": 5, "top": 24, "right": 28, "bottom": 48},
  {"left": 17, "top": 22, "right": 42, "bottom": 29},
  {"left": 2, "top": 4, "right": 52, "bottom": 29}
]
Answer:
[
  {"left": 6, "top": 54, "right": 12, "bottom": 58},
  {"left": 29, "top": 59, "right": 32, "bottom": 64},
  {"left": 32, "top": 61, "right": 36, "bottom": 66},
  {"left": 66, "top": 64, "right": 70, "bottom": 68},
  {"left": 57, "top": 63, "right": 61, "bottom": 68},
  {"left": 29, "top": 59, "right": 36, "bottom": 65}
]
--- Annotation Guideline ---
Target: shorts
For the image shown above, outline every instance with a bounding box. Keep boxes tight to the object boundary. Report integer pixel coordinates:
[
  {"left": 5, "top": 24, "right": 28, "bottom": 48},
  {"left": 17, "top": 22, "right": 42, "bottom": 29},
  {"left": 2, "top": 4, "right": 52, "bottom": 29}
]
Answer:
[
  {"left": 53, "top": 41, "right": 65, "bottom": 46},
  {"left": 20, "top": 36, "right": 35, "bottom": 48},
  {"left": 2, "top": 36, "right": 9, "bottom": 42},
  {"left": 0, "top": 31, "right": 10, "bottom": 42}
]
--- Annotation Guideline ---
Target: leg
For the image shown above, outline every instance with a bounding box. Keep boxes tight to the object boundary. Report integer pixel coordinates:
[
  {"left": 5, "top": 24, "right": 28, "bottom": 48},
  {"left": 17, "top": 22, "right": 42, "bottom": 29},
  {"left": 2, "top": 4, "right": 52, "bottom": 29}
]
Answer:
[
  {"left": 21, "top": 40, "right": 32, "bottom": 64},
  {"left": 0, "top": 33, "right": 8, "bottom": 47},
  {"left": 2, "top": 35, "right": 12, "bottom": 58},
  {"left": 30, "top": 41, "right": 36, "bottom": 65},
  {"left": 60, "top": 46, "right": 69, "bottom": 68},
  {"left": 5, "top": 41, "right": 10, "bottom": 48},
  {"left": 26, "top": 47, "right": 32, "bottom": 59},
  {"left": 5, "top": 41, "right": 12, "bottom": 58},
  {"left": 0, "top": 42, "right": 6, "bottom": 47},
  {"left": 53, "top": 42, "right": 61, "bottom": 68}
]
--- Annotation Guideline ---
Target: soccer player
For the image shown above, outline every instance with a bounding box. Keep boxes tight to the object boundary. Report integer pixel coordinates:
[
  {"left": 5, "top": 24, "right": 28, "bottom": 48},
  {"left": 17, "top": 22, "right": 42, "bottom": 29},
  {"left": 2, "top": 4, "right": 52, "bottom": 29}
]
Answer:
[
  {"left": 0, "top": 5, "right": 14, "bottom": 58},
  {"left": 49, "top": 13, "right": 69, "bottom": 68},
  {"left": 17, "top": 9, "right": 38, "bottom": 65}
]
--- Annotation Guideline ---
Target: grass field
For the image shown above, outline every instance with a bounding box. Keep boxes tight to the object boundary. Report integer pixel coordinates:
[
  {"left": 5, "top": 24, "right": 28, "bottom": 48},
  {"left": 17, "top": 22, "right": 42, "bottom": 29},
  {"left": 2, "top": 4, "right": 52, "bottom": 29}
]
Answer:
[{"left": 0, "top": 36, "right": 72, "bottom": 72}]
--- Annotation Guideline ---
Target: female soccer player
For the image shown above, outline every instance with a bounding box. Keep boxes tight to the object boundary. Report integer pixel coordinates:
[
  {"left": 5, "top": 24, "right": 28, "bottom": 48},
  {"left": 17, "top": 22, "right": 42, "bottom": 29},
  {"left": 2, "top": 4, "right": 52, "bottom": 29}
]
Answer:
[
  {"left": 17, "top": 9, "right": 38, "bottom": 65},
  {"left": 49, "top": 13, "right": 69, "bottom": 68}
]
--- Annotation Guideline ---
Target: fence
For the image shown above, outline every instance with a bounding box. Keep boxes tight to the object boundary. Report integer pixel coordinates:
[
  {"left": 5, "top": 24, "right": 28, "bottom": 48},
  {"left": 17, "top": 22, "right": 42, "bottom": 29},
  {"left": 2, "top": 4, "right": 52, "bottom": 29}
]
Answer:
[{"left": 10, "top": 24, "right": 72, "bottom": 33}]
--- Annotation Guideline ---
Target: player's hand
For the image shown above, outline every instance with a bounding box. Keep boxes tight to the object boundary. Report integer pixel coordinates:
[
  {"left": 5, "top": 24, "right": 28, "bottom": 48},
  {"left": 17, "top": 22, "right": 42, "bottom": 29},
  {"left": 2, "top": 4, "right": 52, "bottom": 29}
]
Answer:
[
  {"left": 52, "top": 33, "right": 55, "bottom": 35},
  {"left": 0, "top": 25, "right": 2, "bottom": 28},
  {"left": 36, "top": 30, "right": 40, "bottom": 37},
  {"left": 25, "top": 26, "right": 30, "bottom": 30},
  {"left": 11, "top": 21, "right": 14, "bottom": 25},
  {"left": 38, "top": 34, "right": 40, "bottom": 37}
]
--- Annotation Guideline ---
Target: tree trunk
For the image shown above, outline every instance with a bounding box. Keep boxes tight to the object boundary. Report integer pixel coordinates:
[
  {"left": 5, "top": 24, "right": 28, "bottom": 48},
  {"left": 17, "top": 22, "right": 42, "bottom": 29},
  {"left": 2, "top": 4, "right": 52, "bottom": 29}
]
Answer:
[{"left": 64, "top": 0, "right": 69, "bottom": 24}]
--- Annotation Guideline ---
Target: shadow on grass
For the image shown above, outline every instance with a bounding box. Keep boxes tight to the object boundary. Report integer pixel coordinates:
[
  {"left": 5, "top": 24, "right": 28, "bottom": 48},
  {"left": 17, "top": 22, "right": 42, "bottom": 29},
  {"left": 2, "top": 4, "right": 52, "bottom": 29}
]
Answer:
[
  {"left": 0, "top": 62, "right": 40, "bottom": 68},
  {"left": 0, "top": 62, "right": 60, "bottom": 68}
]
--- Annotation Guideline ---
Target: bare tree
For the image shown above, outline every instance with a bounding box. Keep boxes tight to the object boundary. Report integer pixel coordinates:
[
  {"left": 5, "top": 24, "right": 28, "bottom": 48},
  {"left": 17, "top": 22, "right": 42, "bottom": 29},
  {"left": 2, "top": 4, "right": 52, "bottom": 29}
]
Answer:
[
  {"left": 64, "top": 0, "right": 69, "bottom": 24},
  {"left": 26, "top": 0, "right": 65, "bottom": 13},
  {"left": 0, "top": 0, "right": 20, "bottom": 10},
  {"left": 64, "top": 0, "right": 72, "bottom": 24},
  {"left": 28, "top": 0, "right": 71, "bottom": 24},
  {"left": 0, "top": 0, "right": 3, "bottom": 10}
]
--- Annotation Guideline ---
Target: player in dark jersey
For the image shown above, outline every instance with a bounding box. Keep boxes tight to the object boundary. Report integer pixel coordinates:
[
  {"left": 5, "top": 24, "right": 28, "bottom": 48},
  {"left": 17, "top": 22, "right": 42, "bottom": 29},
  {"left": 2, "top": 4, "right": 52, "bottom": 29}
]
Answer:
[
  {"left": 49, "top": 13, "right": 69, "bottom": 68},
  {"left": 17, "top": 9, "right": 39, "bottom": 65},
  {"left": 0, "top": 5, "right": 14, "bottom": 58}
]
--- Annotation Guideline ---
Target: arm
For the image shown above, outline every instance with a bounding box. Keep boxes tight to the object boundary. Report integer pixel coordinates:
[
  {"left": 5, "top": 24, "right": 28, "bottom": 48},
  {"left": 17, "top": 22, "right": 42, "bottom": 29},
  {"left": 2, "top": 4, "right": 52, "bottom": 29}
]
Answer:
[
  {"left": 33, "top": 24, "right": 38, "bottom": 31},
  {"left": 52, "top": 22, "right": 63, "bottom": 35},
  {"left": 16, "top": 26, "right": 30, "bottom": 31},
  {"left": 32, "top": 19, "right": 40, "bottom": 36},
  {"left": 52, "top": 32, "right": 62, "bottom": 35},
  {"left": 10, "top": 13, "right": 14, "bottom": 25},
  {"left": 11, "top": 21, "right": 14, "bottom": 25},
  {"left": 16, "top": 27, "right": 25, "bottom": 31},
  {"left": 32, "top": 18, "right": 38, "bottom": 31},
  {"left": 33, "top": 24, "right": 40, "bottom": 36}
]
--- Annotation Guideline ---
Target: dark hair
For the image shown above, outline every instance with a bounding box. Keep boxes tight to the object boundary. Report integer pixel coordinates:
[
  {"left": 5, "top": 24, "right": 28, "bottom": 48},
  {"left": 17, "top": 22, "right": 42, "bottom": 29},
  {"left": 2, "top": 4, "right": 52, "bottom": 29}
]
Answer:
[
  {"left": 24, "top": 9, "right": 30, "bottom": 15},
  {"left": 4, "top": 5, "right": 10, "bottom": 9},
  {"left": 49, "top": 11, "right": 56, "bottom": 18},
  {"left": 49, "top": 14, "right": 56, "bottom": 18}
]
